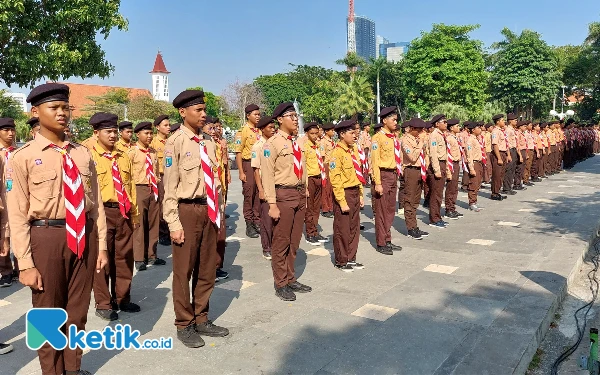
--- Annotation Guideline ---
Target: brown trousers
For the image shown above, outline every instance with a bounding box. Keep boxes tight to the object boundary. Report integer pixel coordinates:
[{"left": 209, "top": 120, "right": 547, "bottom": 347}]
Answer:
[
  {"left": 550, "top": 145, "right": 558, "bottom": 172},
  {"left": 271, "top": 188, "right": 306, "bottom": 289},
  {"left": 305, "top": 176, "right": 322, "bottom": 237},
  {"left": 93, "top": 206, "right": 133, "bottom": 309},
  {"left": 523, "top": 150, "right": 534, "bottom": 183},
  {"left": 540, "top": 151, "right": 547, "bottom": 177},
  {"left": 403, "top": 167, "right": 422, "bottom": 230},
  {"left": 427, "top": 160, "right": 447, "bottom": 223},
  {"left": 259, "top": 200, "right": 273, "bottom": 251},
  {"left": 158, "top": 178, "right": 169, "bottom": 239},
  {"left": 484, "top": 152, "right": 492, "bottom": 183},
  {"left": 503, "top": 148, "right": 517, "bottom": 191},
  {"left": 242, "top": 160, "right": 260, "bottom": 224},
  {"left": 423, "top": 176, "right": 431, "bottom": 203},
  {"left": 0, "top": 253, "right": 14, "bottom": 277},
  {"left": 31, "top": 219, "right": 97, "bottom": 375},
  {"left": 333, "top": 187, "right": 360, "bottom": 265},
  {"left": 514, "top": 149, "right": 526, "bottom": 186},
  {"left": 490, "top": 151, "right": 507, "bottom": 195},
  {"left": 373, "top": 169, "right": 398, "bottom": 247},
  {"left": 461, "top": 168, "right": 469, "bottom": 190},
  {"left": 444, "top": 161, "right": 460, "bottom": 212},
  {"left": 172, "top": 202, "right": 217, "bottom": 328},
  {"left": 321, "top": 165, "right": 333, "bottom": 213},
  {"left": 133, "top": 185, "right": 159, "bottom": 262},
  {"left": 398, "top": 175, "right": 406, "bottom": 210},
  {"left": 468, "top": 162, "right": 484, "bottom": 205},
  {"left": 544, "top": 148, "right": 552, "bottom": 174},
  {"left": 216, "top": 213, "right": 226, "bottom": 270}
]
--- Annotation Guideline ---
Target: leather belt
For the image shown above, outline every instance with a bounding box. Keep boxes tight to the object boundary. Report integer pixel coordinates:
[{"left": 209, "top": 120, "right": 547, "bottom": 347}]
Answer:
[
  {"left": 103, "top": 202, "right": 120, "bottom": 208},
  {"left": 30, "top": 219, "right": 66, "bottom": 227},
  {"left": 345, "top": 185, "right": 360, "bottom": 190},
  {"left": 405, "top": 166, "right": 420, "bottom": 169},
  {"left": 179, "top": 197, "right": 207, "bottom": 205},
  {"left": 380, "top": 168, "right": 397, "bottom": 173},
  {"left": 275, "top": 184, "right": 305, "bottom": 191}
]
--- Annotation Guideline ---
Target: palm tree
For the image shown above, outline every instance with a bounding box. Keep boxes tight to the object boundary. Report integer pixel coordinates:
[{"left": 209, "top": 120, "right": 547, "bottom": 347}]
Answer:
[
  {"left": 335, "top": 52, "right": 366, "bottom": 79},
  {"left": 334, "top": 75, "right": 375, "bottom": 119}
]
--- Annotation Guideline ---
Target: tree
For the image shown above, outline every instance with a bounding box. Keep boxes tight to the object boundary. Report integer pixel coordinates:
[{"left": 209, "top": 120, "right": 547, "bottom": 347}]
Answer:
[
  {"left": 127, "top": 95, "right": 176, "bottom": 122},
  {"left": 0, "top": 0, "right": 127, "bottom": 87},
  {"left": 489, "top": 28, "right": 561, "bottom": 119},
  {"left": 83, "top": 88, "right": 130, "bottom": 118},
  {"left": 185, "top": 86, "right": 225, "bottom": 117},
  {"left": 254, "top": 73, "right": 299, "bottom": 114},
  {"left": 430, "top": 103, "right": 470, "bottom": 122},
  {"left": 364, "top": 59, "right": 408, "bottom": 119},
  {"left": 401, "top": 24, "right": 488, "bottom": 118},
  {"left": 335, "top": 52, "right": 366, "bottom": 77},
  {"left": 0, "top": 90, "right": 26, "bottom": 120},
  {"left": 334, "top": 75, "right": 374, "bottom": 119},
  {"left": 221, "top": 79, "right": 265, "bottom": 129}
]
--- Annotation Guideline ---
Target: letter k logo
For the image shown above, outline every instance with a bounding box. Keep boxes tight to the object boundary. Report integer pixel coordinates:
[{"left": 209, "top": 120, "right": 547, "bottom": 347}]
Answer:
[{"left": 26, "top": 308, "right": 68, "bottom": 350}]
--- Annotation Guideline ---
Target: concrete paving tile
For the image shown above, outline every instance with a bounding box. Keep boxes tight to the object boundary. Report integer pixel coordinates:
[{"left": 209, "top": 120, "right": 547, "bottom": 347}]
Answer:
[
  {"left": 215, "top": 278, "right": 256, "bottom": 292},
  {"left": 497, "top": 221, "right": 521, "bottom": 227},
  {"left": 466, "top": 239, "right": 496, "bottom": 246},
  {"left": 400, "top": 271, "right": 478, "bottom": 294},
  {"left": 459, "top": 331, "right": 532, "bottom": 370},
  {"left": 450, "top": 356, "right": 514, "bottom": 375},
  {"left": 371, "top": 285, "right": 451, "bottom": 316},
  {"left": 0, "top": 299, "right": 11, "bottom": 307},
  {"left": 436, "top": 296, "right": 508, "bottom": 327},
  {"left": 462, "top": 279, "right": 521, "bottom": 302},
  {"left": 424, "top": 264, "right": 459, "bottom": 274},
  {"left": 351, "top": 303, "right": 399, "bottom": 322}
]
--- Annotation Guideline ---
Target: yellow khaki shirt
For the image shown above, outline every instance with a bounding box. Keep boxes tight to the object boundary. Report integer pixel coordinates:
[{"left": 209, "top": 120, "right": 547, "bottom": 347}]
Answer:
[
  {"left": 466, "top": 134, "right": 482, "bottom": 172},
  {"left": 319, "top": 136, "right": 336, "bottom": 165},
  {"left": 303, "top": 139, "right": 321, "bottom": 177},
  {"left": 81, "top": 135, "right": 98, "bottom": 150},
  {"left": 127, "top": 142, "right": 160, "bottom": 185},
  {"left": 90, "top": 142, "right": 139, "bottom": 225},
  {"left": 150, "top": 135, "right": 168, "bottom": 175},
  {"left": 428, "top": 128, "right": 449, "bottom": 175},
  {"left": 6, "top": 134, "right": 108, "bottom": 270},
  {"left": 445, "top": 133, "right": 461, "bottom": 160},
  {"left": 234, "top": 123, "right": 261, "bottom": 160},
  {"left": 214, "top": 138, "right": 227, "bottom": 194},
  {"left": 329, "top": 141, "right": 363, "bottom": 207},
  {"left": 517, "top": 131, "right": 527, "bottom": 150},
  {"left": 163, "top": 126, "right": 220, "bottom": 232},
  {"left": 548, "top": 129, "right": 557, "bottom": 145},
  {"left": 401, "top": 133, "right": 428, "bottom": 168},
  {"left": 484, "top": 131, "right": 492, "bottom": 153},
  {"left": 370, "top": 128, "right": 398, "bottom": 185},
  {"left": 116, "top": 139, "right": 133, "bottom": 153},
  {"left": 251, "top": 137, "right": 266, "bottom": 172},
  {"left": 259, "top": 130, "right": 307, "bottom": 204},
  {"left": 491, "top": 128, "right": 509, "bottom": 151},
  {"left": 0, "top": 156, "right": 8, "bottom": 241}
]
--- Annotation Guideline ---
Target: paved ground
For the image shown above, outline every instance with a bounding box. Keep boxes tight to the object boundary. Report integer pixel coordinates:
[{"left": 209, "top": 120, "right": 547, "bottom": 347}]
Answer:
[{"left": 1, "top": 156, "right": 600, "bottom": 375}]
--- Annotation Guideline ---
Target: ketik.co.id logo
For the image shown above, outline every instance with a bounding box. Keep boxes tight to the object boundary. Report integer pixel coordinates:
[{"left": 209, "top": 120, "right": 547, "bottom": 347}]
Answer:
[{"left": 26, "top": 308, "right": 172, "bottom": 350}]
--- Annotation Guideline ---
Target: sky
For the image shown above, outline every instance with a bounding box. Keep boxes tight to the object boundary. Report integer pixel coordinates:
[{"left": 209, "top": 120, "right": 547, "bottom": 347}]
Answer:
[{"left": 2, "top": 0, "right": 599, "bottom": 98}]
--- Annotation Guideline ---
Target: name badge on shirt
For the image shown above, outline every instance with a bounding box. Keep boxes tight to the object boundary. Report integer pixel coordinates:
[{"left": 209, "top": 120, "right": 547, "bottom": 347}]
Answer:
[{"left": 35, "top": 159, "right": 42, "bottom": 165}]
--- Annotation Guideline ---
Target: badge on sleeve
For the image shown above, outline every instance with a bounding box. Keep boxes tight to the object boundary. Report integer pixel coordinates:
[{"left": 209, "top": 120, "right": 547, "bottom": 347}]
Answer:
[
  {"left": 405, "top": 148, "right": 411, "bottom": 153},
  {"left": 492, "top": 134, "right": 497, "bottom": 139},
  {"left": 35, "top": 159, "right": 42, "bottom": 165},
  {"left": 431, "top": 141, "right": 437, "bottom": 146},
  {"left": 467, "top": 146, "right": 472, "bottom": 150},
  {"left": 330, "top": 161, "right": 336, "bottom": 169},
  {"left": 251, "top": 151, "right": 257, "bottom": 159},
  {"left": 165, "top": 156, "right": 172, "bottom": 167},
  {"left": 372, "top": 143, "right": 378, "bottom": 150},
  {"left": 235, "top": 139, "right": 242, "bottom": 145},
  {"left": 5, "top": 179, "right": 12, "bottom": 192}
]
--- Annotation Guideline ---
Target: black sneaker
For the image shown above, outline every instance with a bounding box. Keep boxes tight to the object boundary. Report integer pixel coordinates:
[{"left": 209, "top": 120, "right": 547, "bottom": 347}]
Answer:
[
  {"left": 225, "top": 214, "right": 231, "bottom": 219},
  {"left": 148, "top": 258, "right": 166, "bottom": 266},
  {"left": 429, "top": 221, "right": 446, "bottom": 229},
  {"left": 288, "top": 281, "right": 312, "bottom": 293},
  {"left": 455, "top": 212, "right": 464, "bottom": 218},
  {"left": 195, "top": 320, "right": 229, "bottom": 337},
  {"left": 0, "top": 342, "right": 14, "bottom": 355},
  {"left": 490, "top": 194, "right": 503, "bottom": 201},
  {"left": 423, "top": 200, "right": 430, "bottom": 208},
  {"left": 177, "top": 324, "right": 205, "bottom": 348},
  {"left": 11, "top": 270, "right": 19, "bottom": 281},
  {"left": 532, "top": 177, "right": 542, "bottom": 182},
  {"left": 252, "top": 222, "right": 261, "bottom": 234},
  {"left": 386, "top": 242, "right": 402, "bottom": 251},
  {"left": 507, "top": 190, "right": 517, "bottom": 195},
  {"left": 216, "top": 269, "right": 229, "bottom": 281},
  {"left": 417, "top": 228, "right": 429, "bottom": 237},
  {"left": 262, "top": 250, "right": 272, "bottom": 260},
  {"left": 513, "top": 185, "right": 526, "bottom": 191},
  {"left": 135, "top": 261, "right": 147, "bottom": 271},
  {"left": 95, "top": 309, "right": 118, "bottom": 321},
  {"left": 335, "top": 264, "right": 354, "bottom": 272},
  {"left": 347, "top": 261, "right": 364, "bottom": 269},
  {"left": 376, "top": 245, "right": 393, "bottom": 255},
  {"left": 407, "top": 229, "right": 422, "bottom": 240},
  {"left": 360, "top": 224, "right": 365, "bottom": 230},
  {"left": 525, "top": 182, "right": 535, "bottom": 186},
  {"left": 321, "top": 212, "right": 334, "bottom": 218},
  {"left": 445, "top": 211, "right": 460, "bottom": 220},
  {"left": 119, "top": 302, "right": 141, "bottom": 313},
  {"left": 245, "top": 222, "right": 259, "bottom": 238},
  {"left": 158, "top": 236, "right": 171, "bottom": 246},
  {"left": 0, "top": 274, "right": 12, "bottom": 288},
  {"left": 316, "top": 234, "right": 329, "bottom": 243},
  {"left": 275, "top": 286, "right": 296, "bottom": 301},
  {"left": 306, "top": 236, "right": 320, "bottom": 246}
]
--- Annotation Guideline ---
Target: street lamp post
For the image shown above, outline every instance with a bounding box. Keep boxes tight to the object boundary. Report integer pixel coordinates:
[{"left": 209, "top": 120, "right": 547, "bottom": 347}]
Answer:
[{"left": 550, "top": 86, "right": 574, "bottom": 120}]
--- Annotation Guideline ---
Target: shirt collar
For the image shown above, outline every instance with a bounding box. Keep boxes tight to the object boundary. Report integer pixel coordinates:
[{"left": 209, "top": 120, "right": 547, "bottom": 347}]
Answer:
[
  {"left": 94, "top": 142, "right": 121, "bottom": 156},
  {"left": 337, "top": 141, "right": 352, "bottom": 151},
  {"left": 180, "top": 125, "right": 202, "bottom": 140},
  {"left": 278, "top": 129, "right": 292, "bottom": 139},
  {"left": 35, "top": 132, "right": 72, "bottom": 151}
]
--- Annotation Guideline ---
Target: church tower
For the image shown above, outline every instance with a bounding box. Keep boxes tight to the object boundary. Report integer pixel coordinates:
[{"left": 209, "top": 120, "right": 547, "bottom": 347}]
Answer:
[{"left": 150, "top": 51, "right": 170, "bottom": 101}]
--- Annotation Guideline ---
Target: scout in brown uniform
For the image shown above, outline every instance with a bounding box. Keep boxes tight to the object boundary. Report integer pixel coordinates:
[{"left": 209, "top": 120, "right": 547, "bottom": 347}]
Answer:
[
  {"left": 483, "top": 123, "right": 493, "bottom": 185},
  {"left": 260, "top": 102, "right": 311, "bottom": 301},
  {"left": 443, "top": 119, "right": 463, "bottom": 220},
  {"left": 303, "top": 121, "right": 328, "bottom": 245},
  {"left": 329, "top": 120, "right": 364, "bottom": 271},
  {"left": 319, "top": 123, "right": 336, "bottom": 218},
  {"left": 80, "top": 134, "right": 98, "bottom": 150},
  {"left": 252, "top": 116, "right": 277, "bottom": 260},
  {"left": 427, "top": 114, "right": 451, "bottom": 228},
  {"left": 370, "top": 106, "right": 403, "bottom": 255},
  {"left": 513, "top": 121, "right": 528, "bottom": 190},
  {"left": 465, "top": 122, "right": 484, "bottom": 211},
  {"left": 213, "top": 118, "right": 231, "bottom": 208},
  {"left": 490, "top": 114, "right": 509, "bottom": 200},
  {"left": 210, "top": 117, "right": 230, "bottom": 281},
  {"left": 28, "top": 117, "right": 41, "bottom": 140},
  {"left": 128, "top": 122, "right": 165, "bottom": 271},
  {"left": 458, "top": 126, "right": 470, "bottom": 192},
  {"left": 0, "top": 118, "right": 14, "bottom": 287},
  {"left": 0, "top": 143, "right": 11, "bottom": 353},
  {"left": 524, "top": 121, "right": 536, "bottom": 186},
  {"left": 8, "top": 83, "right": 108, "bottom": 375},
  {"left": 152, "top": 114, "right": 172, "bottom": 246},
  {"left": 89, "top": 113, "right": 141, "bottom": 321},
  {"left": 235, "top": 104, "right": 262, "bottom": 238},
  {"left": 422, "top": 126, "right": 434, "bottom": 208},
  {"left": 116, "top": 121, "right": 134, "bottom": 152},
  {"left": 502, "top": 113, "right": 518, "bottom": 195},
  {"left": 548, "top": 122, "right": 558, "bottom": 173}
]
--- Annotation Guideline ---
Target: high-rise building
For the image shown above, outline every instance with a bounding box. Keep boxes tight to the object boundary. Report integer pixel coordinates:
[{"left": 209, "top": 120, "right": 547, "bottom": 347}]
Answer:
[
  {"left": 379, "top": 42, "right": 410, "bottom": 63},
  {"left": 347, "top": 15, "right": 376, "bottom": 61},
  {"left": 376, "top": 35, "right": 389, "bottom": 58}
]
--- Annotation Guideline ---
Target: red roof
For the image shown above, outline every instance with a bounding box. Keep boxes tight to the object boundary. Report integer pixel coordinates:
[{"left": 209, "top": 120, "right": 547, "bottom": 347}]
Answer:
[{"left": 150, "top": 52, "right": 170, "bottom": 74}]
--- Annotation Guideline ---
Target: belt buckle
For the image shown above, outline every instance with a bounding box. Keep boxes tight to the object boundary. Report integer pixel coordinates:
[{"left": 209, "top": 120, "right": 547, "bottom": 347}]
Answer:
[{"left": 296, "top": 184, "right": 303, "bottom": 192}]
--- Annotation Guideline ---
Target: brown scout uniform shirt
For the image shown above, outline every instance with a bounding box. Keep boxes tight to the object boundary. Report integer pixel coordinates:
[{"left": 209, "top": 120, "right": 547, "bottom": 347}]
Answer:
[
  {"left": 428, "top": 128, "right": 450, "bottom": 175},
  {"left": 506, "top": 126, "right": 517, "bottom": 149},
  {"left": 445, "top": 133, "right": 461, "bottom": 161},
  {"left": 319, "top": 136, "right": 336, "bottom": 165},
  {"left": 116, "top": 138, "right": 133, "bottom": 153},
  {"left": 466, "top": 134, "right": 482, "bottom": 173},
  {"left": 491, "top": 128, "right": 508, "bottom": 152},
  {"left": 127, "top": 142, "right": 160, "bottom": 185},
  {"left": 234, "top": 123, "right": 261, "bottom": 160},
  {"left": 401, "top": 133, "right": 428, "bottom": 168}
]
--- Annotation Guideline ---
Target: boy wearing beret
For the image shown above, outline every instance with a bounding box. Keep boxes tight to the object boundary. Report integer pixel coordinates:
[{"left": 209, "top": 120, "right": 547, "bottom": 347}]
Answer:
[
  {"left": 465, "top": 122, "right": 484, "bottom": 211},
  {"left": 319, "top": 123, "right": 336, "bottom": 218},
  {"left": 303, "top": 121, "right": 328, "bottom": 246},
  {"left": 0, "top": 117, "right": 15, "bottom": 287},
  {"left": 151, "top": 114, "right": 172, "bottom": 246},
  {"left": 443, "top": 119, "right": 463, "bottom": 220},
  {"left": 427, "top": 114, "right": 451, "bottom": 228},
  {"left": 490, "top": 114, "right": 510, "bottom": 200},
  {"left": 116, "top": 121, "right": 134, "bottom": 152}
]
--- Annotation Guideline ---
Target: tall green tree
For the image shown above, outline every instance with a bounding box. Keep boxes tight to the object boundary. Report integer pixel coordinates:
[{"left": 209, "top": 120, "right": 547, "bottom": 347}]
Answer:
[
  {"left": 83, "top": 88, "right": 130, "bottom": 118},
  {"left": 186, "top": 86, "right": 224, "bottom": 117},
  {"left": 334, "top": 75, "right": 374, "bottom": 119},
  {"left": 364, "top": 59, "right": 407, "bottom": 118},
  {"left": 0, "top": 90, "right": 26, "bottom": 119},
  {"left": 401, "top": 24, "right": 488, "bottom": 118},
  {"left": 489, "top": 28, "right": 561, "bottom": 119},
  {"left": 0, "top": 0, "right": 127, "bottom": 87},
  {"left": 335, "top": 52, "right": 366, "bottom": 77}
]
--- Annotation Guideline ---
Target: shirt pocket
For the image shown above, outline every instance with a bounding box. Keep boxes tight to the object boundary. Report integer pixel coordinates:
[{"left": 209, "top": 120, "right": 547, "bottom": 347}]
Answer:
[
  {"left": 181, "top": 158, "right": 200, "bottom": 184},
  {"left": 78, "top": 166, "right": 94, "bottom": 196},
  {"left": 95, "top": 166, "right": 111, "bottom": 189},
  {"left": 30, "top": 170, "right": 59, "bottom": 200}
]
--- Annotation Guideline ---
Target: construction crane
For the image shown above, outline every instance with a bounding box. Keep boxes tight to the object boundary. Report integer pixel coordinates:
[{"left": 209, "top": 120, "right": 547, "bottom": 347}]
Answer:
[{"left": 347, "top": 0, "right": 356, "bottom": 53}]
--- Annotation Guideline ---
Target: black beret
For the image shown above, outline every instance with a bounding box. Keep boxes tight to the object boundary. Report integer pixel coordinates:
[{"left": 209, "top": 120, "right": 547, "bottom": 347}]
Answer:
[
  {"left": 213, "top": 117, "right": 221, "bottom": 123},
  {"left": 26, "top": 117, "right": 40, "bottom": 128},
  {"left": 516, "top": 121, "right": 526, "bottom": 127},
  {"left": 205, "top": 116, "right": 215, "bottom": 124},
  {"left": 477, "top": 121, "right": 485, "bottom": 127},
  {"left": 447, "top": 118, "right": 460, "bottom": 126},
  {"left": 273, "top": 102, "right": 295, "bottom": 118},
  {"left": 118, "top": 121, "right": 133, "bottom": 130},
  {"left": 507, "top": 113, "right": 517, "bottom": 120},
  {"left": 335, "top": 120, "right": 355, "bottom": 131},
  {"left": 462, "top": 121, "right": 471, "bottom": 127},
  {"left": 466, "top": 122, "right": 480, "bottom": 129},
  {"left": 540, "top": 123, "right": 548, "bottom": 129},
  {"left": 27, "top": 83, "right": 70, "bottom": 106},
  {"left": 304, "top": 121, "right": 319, "bottom": 132},
  {"left": 170, "top": 123, "right": 181, "bottom": 132},
  {"left": 408, "top": 118, "right": 428, "bottom": 128},
  {"left": 379, "top": 106, "right": 397, "bottom": 118},
  {"left": 134, "top": 121, "right": 153, "bottom": 133},
  {"left": 373, "top": 122, "right": 384, "bottom": 129},
  {"left": 398, "top": 120, "right": 409, "bottom": 129},
  {"left": 484, "top": 123, "right": 493, "bottom": 129},
  {"left": 257, "top": 116, "right": 274, "bottom": 129},
  {"left": 492, "top": 114, "right": 505, "bottom": 121},
  {"left": 172, "top": 90, "right": 205, "bottom": 109},
  {"left": 430, "top": 114, "right": 446, "bottom": 124},
  {"left": 566, "top": 118, "right": 576, "bottom": 125},
  {"left": 321, "top": 122, "right": 335, "bottom": 130},
  {"left": 153, "top": 115, "right": 169, "bottom": 126},
  {"left": 0, "top": 118, "right": 15, "bottom": 129},
  {"left": 89, "top": 112, "right": 118, "bottom": 130},
  {"left": 245, "top": 104, "right": 259, "bottom": 113}
]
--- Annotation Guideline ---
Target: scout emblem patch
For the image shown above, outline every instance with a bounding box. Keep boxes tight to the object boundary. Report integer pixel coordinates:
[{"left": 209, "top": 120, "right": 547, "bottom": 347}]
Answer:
[
  {"left": 330, "top": 161, "right": 336, "bottom": 169},
  {"left": 251, "top": 151, "right": 257, "bottom": 159},
  {"left": 165, "top": 156, "right": 172, "bottom": 167},
  {"left": 372, "top": 143, "right": 378, "bottom": 150},
  {"left": 5, "top": 179, "right": 12, "bottom": 192},
  {"left": 431, "top": 141, "right": 437, "bottom": 146},
  {"left": 263, "top": 143, "right": 271, "bottom": 157},
  {"left": 35, "top": 159, "right": 42, "bottom": 165},
  {"left": 235, "top": 139, "right": 241, "bottom": 145}
]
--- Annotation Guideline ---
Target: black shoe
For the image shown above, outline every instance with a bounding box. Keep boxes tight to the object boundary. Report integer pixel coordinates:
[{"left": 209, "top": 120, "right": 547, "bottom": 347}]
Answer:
[
  {"left": 225, "top": 214, "right": 231, "bottom": 219},
  {"left": 315, "top": 234, "right": 328, "bottom": 243},
  {"left": 245, "top": 221, "right": 259, "bottom": 238},
  {"left": 321, "top": 211, "right": 333, "bottom": 218},
  {"left": 0, "top": 274, "right": 12, "bottom": 288},
  {"left": 119, "top": 302, "right": 141, "bottom": 313},
  {"left": 216, "top": 269, "right": 229, "bottom": 281},
  {"left": 490, "top": 194, "right": 503, "bottom": 201},
  {"left": 376, "top": 245, "right": 393, "bottom": 255},
  {"left": 135, "top": 261, "right": 147, "bottom": 271},
  {"left": 407, "top": 229, "right": 422, "bottom": 240},
  {"left": 507, "top": 190, "right": 517, "bottom": 195},
  {"left": 275, "top": 286, "right": 296, "bottom": 301},
  {"left": 347, "top": 261, "right": 364, "bottom": 269},
  {"left": 195, "top": 320, "right": 229, "bottom": 337},
  {"left": 513, "top": 185, "right": 526, "bottom": 191},
  {"left": 423, "top": 200, "right": 430, "bottom": 208},
  {"left": 11, "top": 270, "right": 19, "bottom": 281},
  {"left": 288, "top": 281, "right": 312, "bottom": 293},
  {"left": 177, "top": 324, "right": 205, "bottom": 348},
  {"left": 252, "top": 222, "right": 261, "bottom": 234},
  {"left": 306, "top": 236, "right": 320, "bottom": 246},
  {"left": 360, "top": 224, "right": 365, "bottom": 230},
  {"left": 525, "top": 182, "right": 535, "bottom": 186},
  {"left": 262, "top": 250, "right": 272, "bottom": 260},
  {"left": 455, "top": 212, "right": 464, "bottom": 218},
  {"left": 158, "top": 236, "right": 171, "bottom": 246},
  {"left": 95, "top": 309, "right": 118, "bottom": 321},
  {"left": 0, "top": 342, "right": 13, "bottom": 355},
  {"left": 386, "top": 242, "right": 402, "bottom": 251},
  {"left": 335, "top": 264, "right": 354, "bottom": 272},
  {"left": 148, "top": 258, "right": 166, "bottom": 266},
  {"left": 445, "top": 211, "right": 460, "bottom": 220},
  {"left": 417, "top": 228, "right": 429, "bottom": 237}
]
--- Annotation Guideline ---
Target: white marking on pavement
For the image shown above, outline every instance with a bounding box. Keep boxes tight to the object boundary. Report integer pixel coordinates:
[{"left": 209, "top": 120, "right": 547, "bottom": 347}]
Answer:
[
  {"left": 467, "top": 239, "right": 496, "bottom": 246},
  {"left": 573, "top": 175, "right": 586, "bottom": 178},
  {"left": 5, "top": 332, "right": 24, "bottom": 344},
  {"left": 461, "top": 195, "right": 468, "bottom": 198},
  {"left": 558, "top": 185, "right": 573, "bottom": 188},
  {"left": 215, "top": 279, "right": 256, "bottom": 292},
  {"left": 535, "top": 199, "right": 554, "bottom": 203},
  {"left": 352, "top": 304, "right": 399, "bottom": 322},
  {"left": 167, "top": 254, "right": 172, "bottom": 259},
  {"left": 306, "top": 247, "right": 330, "bottom": 256},
  {"left": 0, "top": 299, "right": 11, "bottom": 307},
  {"left": 567, "top": 180, "right": 579, "bottom": 183},
  {"left": 547, "top": 192, "right": 565, "bottom": 194},
  {"left": 226, "top": 236, "right": 246, "bottom": 242},
  {"left": 424, "top": 264, "right": 458, "bottom": 274},
  {"left": 363, "top": 228, "right": 375, "bottom": 233},
  {"left": 519, "top": 208, "right": 538, "bottom": 212},
  {"left": 498, "top": 221, "right": 520, "bottom": 227}
]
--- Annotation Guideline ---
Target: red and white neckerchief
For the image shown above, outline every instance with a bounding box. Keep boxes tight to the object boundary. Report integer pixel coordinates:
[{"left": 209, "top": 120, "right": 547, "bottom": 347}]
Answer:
[
  {"left": 192, "top": 135, "right": 220, "bottom": 227},
  {"left": 95, "top": 147, "right": 131, "bottom": 218},
  {"left": 2, "top": 146, "right": 15, "bottom": 163},
  {"left": 501, "top": 129, "right": 509, "bottom": 149},
  {"left": 383, "top": 132, "right": 402, "bottom": 175},
  {"left": 442, "top": 133, "right": 454, "bottom": 173},
  {"left": 337, "top": 145, "right": 365, "bottom": 184},
  {"left": 49, "top": 143, "right": 86, "bottom": 258},
  {"left": 288, "top": 135, "right": 303, "bottom": 180},
  {"left": 457, "top": 138, "right": 469, "bottom": 173},
  {"left": 138, "top": 147, "right": 158, "bottom": 201},
  {"left": 419, "top": 146, "right": 427, "bottom": 182},
  {"left": 250, "top": 126, "right": 261, "bottom": 141},
  {"left": 478, "top": 136, "right": 487, "bottom": 166},
  {"left": 356, "top": 142, "right": 367, "bottom": 173},
  {"left": 312, "top": 144, "right": 326, "bottom": 186}
]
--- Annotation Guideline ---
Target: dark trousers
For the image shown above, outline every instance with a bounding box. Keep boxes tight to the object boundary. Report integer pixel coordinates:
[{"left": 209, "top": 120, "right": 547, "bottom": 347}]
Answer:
[
  {"left": 531, "top": 151, "right": 540, "bottom": 178},
  {"left": 544, "top": 149, "right": 552, "bottom": 174},
  {"left": 541, "top": 150, "right": 548, "bottom": 176},
  {"left": 551, "top": 145, "right": 558, "bottom": 172},
  {"left": 461, "top": 168, "right": 469, "bottom": 191},
  {"left": 321, "top": 165, "right": 333, "bottom": 213},
  {"left": 158, "top": 179, "right": 169, "bottom": 239},
  {"left": 93, "top": 206, "right": 133, "bottom": 310},
  {"left": 491, "top": 151, "right": 507, "bottom": 195},
  {"left": 445, "top": 161, "right": 460, "bottom": 213},
  {"left": 172, "top": 202, "right": 216, "bottom": 328},
  {"left": 134, "top": 185, "right": 159, "bottom": 262},
  {"left": 0, "top": 253, "right": 14, "bottom": 277},
  {"left": 242, "top": 160, "right": 260, "bottom": 225},
  {"left": 216, "top": 213, "right": 226, "bottom": 270},
  {"left": 373, "top": 169, "right": 397, "bottom": 247},
  {"left": 503, "top": 148, "right": 517, "bottom": 191},
  {"left": 524, "top": 150, "right": 534, "bottom": 183},
  {"left": 31, "top": 219, "right": 97, "bottom": 375},
  {"left": 427, "top": 160, "right": 447, "bottom": 223},
  {"left": 259, "top": 200, "right": 273, "bottom": 251},
  {"left": 514, "top": 149, "right": 526, "bottom": 187},
  {"left": 333, "top": 187, "right": 360, "bottom": 265},
  {"left": 398, "top": 175, "right": 406, "bottom": 210},
  {"left": 305, "top": 176, "right": 322, "bottom": 237},
  {"left": 403, "top": 168, "right": 422, "bottom": 230},
  {"left": 271, "top": 188, "right": 306, "bottom": 289},
  {"left": 468, "top": 162, "right": 483, "bottom": 205},
  {"left": 484, "top": 152, "right": 492, "bottom": 183}
]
